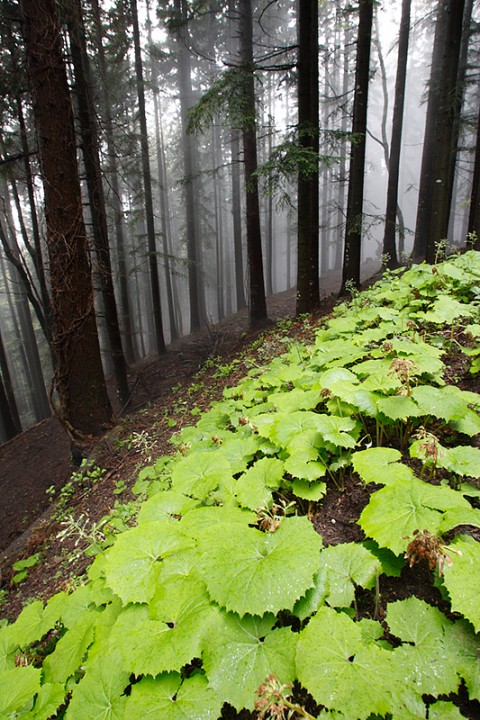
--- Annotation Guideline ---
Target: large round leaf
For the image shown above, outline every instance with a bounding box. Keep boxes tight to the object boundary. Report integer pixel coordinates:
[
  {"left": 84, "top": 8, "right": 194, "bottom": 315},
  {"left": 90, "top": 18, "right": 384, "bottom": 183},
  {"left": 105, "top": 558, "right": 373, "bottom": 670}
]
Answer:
[
  {"left": 197, "top": 515, "right": 322, "bottom": 616},
  {"left": 104, "top": 522, "right": 194, "bottom": 604},
  {"left": 359, "top": 477, "right": 470, "bottom": 555},
  {"left": 296, "top": 606, "right": 400, "bottom": 719},
  {"left": 203, "top": 612, "right": 297, "bottom": 710},
  {"left": 124, "top": 672, "right": 221, "bottom": 720}
]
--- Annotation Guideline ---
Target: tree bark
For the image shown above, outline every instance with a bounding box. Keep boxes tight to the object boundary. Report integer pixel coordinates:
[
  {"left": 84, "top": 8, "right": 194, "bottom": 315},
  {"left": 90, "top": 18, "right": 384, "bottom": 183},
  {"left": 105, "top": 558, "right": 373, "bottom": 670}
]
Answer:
[
  {"left": 0, "top": 327, "right": 22, "bottom": 441},
  {"left": 412, "top": 0, "right": 466, "bottom": 262},
  {"left": 67, "top": 0, "right": 130, "bottom": 408},
  {"left": 467, "top": 101, "right": 480, "bottom": 247},
  {"left": 174, "top": 0, "right": 206, "bottom": 333},
  {"left": 340, "top": 0, "right": 373, "bottom": 292},
  {"left": 130, "top": 0, "right": 166, "bottom": 354},
  {"left": 20, "top": 0, "right": 112, "bottom": 439},
  {"left": 296, "top": 0, "right": 320, "bottom": 313},
  {"left": 238, "top": 0, "right": 267, "bottom": 326},
  {"left": 89, "top": 0, "right": 136, "bottom": 363},
  {"left": 382, "top": 0, "right": 411, "bottom": 268}
]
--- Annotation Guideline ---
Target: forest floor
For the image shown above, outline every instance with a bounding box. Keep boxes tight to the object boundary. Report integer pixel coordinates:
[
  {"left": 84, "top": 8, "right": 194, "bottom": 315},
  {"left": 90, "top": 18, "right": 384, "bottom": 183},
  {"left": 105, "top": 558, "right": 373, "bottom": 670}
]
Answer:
[{"left": 0, "top": 258, "right": 407, "bottom": 624}]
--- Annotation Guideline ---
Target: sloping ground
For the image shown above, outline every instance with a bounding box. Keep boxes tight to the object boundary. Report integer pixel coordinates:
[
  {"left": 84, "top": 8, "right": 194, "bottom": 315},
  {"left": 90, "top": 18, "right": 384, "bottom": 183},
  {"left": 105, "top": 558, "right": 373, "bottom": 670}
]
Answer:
[
  {"left": 0, "top": 263, "right": 378, "bottom": 600},
  {"left": 2, "top": 254, "right": 480, "bottom": 719}
]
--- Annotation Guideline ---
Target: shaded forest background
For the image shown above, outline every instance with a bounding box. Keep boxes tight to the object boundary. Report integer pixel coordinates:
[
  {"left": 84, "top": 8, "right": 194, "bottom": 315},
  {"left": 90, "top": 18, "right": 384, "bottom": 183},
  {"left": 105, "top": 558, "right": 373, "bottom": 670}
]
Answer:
[{"left": 0, "top": 0, "right": 479, "bottom": 446}]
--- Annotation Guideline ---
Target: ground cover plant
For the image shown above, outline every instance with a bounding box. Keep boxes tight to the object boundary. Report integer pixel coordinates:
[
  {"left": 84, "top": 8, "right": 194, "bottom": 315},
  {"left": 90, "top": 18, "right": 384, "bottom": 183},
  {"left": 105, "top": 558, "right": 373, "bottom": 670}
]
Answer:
[{"left": 1, "top": 251, "right": 480, "bottom": 719}]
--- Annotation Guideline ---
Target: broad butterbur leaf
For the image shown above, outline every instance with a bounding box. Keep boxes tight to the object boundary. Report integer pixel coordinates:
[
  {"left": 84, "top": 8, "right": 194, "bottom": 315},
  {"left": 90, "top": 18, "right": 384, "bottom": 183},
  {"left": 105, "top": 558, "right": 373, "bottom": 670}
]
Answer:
[
  {"left": 386, "top": 597, "right": 461, "bottom": 697},
  {"left": 359, "top": 477, "right": 470, "bottom": 554},
  {"left": 170, "top": 451, "right": 233, "bottom": 499},
  {"left": 352, "top": 447, "right": 413, "bottom": 485},
  {"left": 441, "top": 536, "right": 480, "bottom": 632},
  {"left": 104, "top": 521, "right": 194, "bottom": 604},
  {"left": 428, "top": 701, "right": 464, "bottom": 720},
  {"left": 180, "top": 505, "right": 256, "bottom": 539},
  {"left": 65, "top": 654, "right": 129, "bottom": 720},
  {"left": 235, "top": 457, "right": 284, "bottom": 510},
  {"left": 321, "top": 542, "right": 381, "bottom": 608},
  {"left": 203, "top": 611, "right": 297, "bottom": 710},
  {"left": 138, "top": 489, "right": 199, "bottom": 524},
  {"left": 293, "top": 567, "right": 328, "bottom": 620},
  {"left": 0, "top": 665, "right": 41, "bottom": 716},
  {"left": 411, "top": 385, "right": 470, "bottom": 422},
  {"left": 43, "top": 609, "right": 97, "bottom": 684},
  {"left": 296, "top": 606, "right": 401, "bottom": 719},
  {"left": 438, "top": 445, "right": 480, "bottom": 477},
  {"left": 197, "top": 515, "right": 322, "bottom": 616},
  {"left": 28, "top": 682, "right": 65, "bottom": 720},
  {"left": 124, "top": 672, "right": 222, "bottom": 720},
  {"left": 113, "top": 577, "right": 214, "bottom": 676}
]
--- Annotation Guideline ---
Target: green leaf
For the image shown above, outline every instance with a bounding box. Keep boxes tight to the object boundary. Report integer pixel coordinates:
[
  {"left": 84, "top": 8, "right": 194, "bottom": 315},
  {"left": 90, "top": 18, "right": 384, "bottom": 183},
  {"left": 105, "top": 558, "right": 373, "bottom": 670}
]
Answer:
[
  {"left": 43, "top": 609, "right": 97, "bottom": 684},
  {"left": 104, "top": 521, "right": 194, "bottom": 604},
  {"left": 138, "top": 489, "right": 199, "bottom": 524},
  {"left": 438, "top": 445, "right": 480, "bottom": 477},
  {"left": 198, "top": 515, "right": 322, "bottom": 616},
  {"left": 359, "top": 477, "right": 470, "bottom": 555},
  {"left": 125, "top": 672, "right": 221, "bottom": 720},
  {"left": 296, "top": 606, "right": 400, "bottom": 719},
  {"left": 376, "top": 395, "right": 420, "bottom": 421},
  {"left": 26, "top": 682, "right": 65, "bottom": 720},
  {"left": 290, "top": 477, "right": 327, "bottom": 500},
  {"left": 386, "top": 597, "right": 460, "bottom": 696},
  {"left": 441, "top": 536, "right": 480, "bottom": 631},
  {"left": 321, "top": 543, "right": 381, "bottom": 608},
  {"left": 0, "top": 666, "right": 41, "bottom": 715},
  {"left": 171, "top": 451, "right": 233, "bottom": 499},
  {"left": 268, "top": 388, "right": 320, "bottom": 412},
  {"left": 411, "top": 386, "right": 468, "bottom": 422},
  {"left": 0, "top": 625, "right": 17, "bottom": 671},
  {"left": 235, "top": 458, "right": 285, "bottom": 510},
  {"left": 352, "top": 447, "right": 413, "bottom": 485},
  {"left": 423, "top": 294, "right": 475, "bottom": 324},
  {"left": 268, "top": 411, "right": 357, "bottom": 449},
  {"left": 116, "top": 577, "right": 215, "bottom": 676},
  {"left": 9, "top": 600, "right": 53, "bottom": 649},
  {"left": 203, "top": 612, "right": 297, "bottom": 710},
  {"left": 180, "top": 505, "right": 256, "bottom": 539},
  {"left": 65, "top": 654, "right": 129, "bottom": 720},
  {"left": 428, "top": 701, "right": 464, "bottom": 720},
  {"left": 218, "top": 435, "right": 262, "bottom": 474},
  {"left": 293, "top": 568, "right": 328, "bottom": 620}
]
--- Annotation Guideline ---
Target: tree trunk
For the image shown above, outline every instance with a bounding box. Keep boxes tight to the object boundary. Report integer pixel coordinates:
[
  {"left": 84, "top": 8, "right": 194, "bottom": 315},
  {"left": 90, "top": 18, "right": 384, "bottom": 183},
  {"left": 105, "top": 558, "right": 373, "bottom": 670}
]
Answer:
[
  {"left": 130, "top": 0, "right": 166, "bottom": 354},
  {"left": 382, "top": 0, "right": 411, "bottom": 268},
  {"left": 230, "top": 130, "right": 246, "bottom": 312},
  {"left": 0, "top": 327, "right": 21, "bottom": 441},
  {"left": 238, "top": 0, "right": 267, "bottom": 327},
  {"left": 467, "top": 101, "right": 480, "bottom": 247},
  {"left": 412, "top": 0, "right": 466, "bottom": 262},
  {"left": 340, "top": 0, "right": 373, "bottom": 292},
  {"left": 296, "top": 0, "right": 320, "bottom": 314},
  {"left": 146, "top": 0, "right": 179, "bottom": 342},
  {"left": 174, "top": 0, "right": 206, "bottom": 333},
  {"left": 67, "top": 0, "right": 130, "bottom": 408},
  {"left": 19, "top": 0, "right": 112, "bottom": 439},
  {"left": 89, "top": 0, "right": 135, "bottom": 363}
]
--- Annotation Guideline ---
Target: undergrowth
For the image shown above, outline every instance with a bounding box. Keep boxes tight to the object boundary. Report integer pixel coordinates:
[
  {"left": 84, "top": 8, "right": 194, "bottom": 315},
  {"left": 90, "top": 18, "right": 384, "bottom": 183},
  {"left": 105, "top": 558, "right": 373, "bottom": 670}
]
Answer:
[{"left": 1, "top": 251, "right": 480, "bottom": 719}]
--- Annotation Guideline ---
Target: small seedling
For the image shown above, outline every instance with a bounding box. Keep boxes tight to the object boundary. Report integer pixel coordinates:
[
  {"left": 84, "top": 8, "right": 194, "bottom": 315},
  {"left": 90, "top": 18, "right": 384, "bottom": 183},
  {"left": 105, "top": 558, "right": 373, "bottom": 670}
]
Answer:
[{"left": 11, "top": 553, "right": 40, "bottom": 584}]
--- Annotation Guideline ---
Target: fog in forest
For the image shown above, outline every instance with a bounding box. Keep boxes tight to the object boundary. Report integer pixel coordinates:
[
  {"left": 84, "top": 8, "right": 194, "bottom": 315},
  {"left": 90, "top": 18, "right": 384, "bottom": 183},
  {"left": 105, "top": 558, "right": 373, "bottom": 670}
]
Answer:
[{"left": 0, "top": 0, "right": 479, "bottom": 444}]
